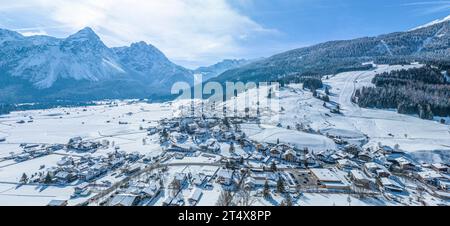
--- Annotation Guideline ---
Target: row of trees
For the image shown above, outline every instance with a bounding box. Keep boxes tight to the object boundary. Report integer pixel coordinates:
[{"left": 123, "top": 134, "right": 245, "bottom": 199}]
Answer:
[
  {"left": 354, "top": 66, "right": 450, "bottom": 119},
  {"left": 0, "top": 104, "right": 13, "bottom": 115},
  {"left": 0, "top": 101, "right": 96, "bottom": 116},
  {"left": 373, "top": 66, "right": 447, "bottom": 86},
  {"left": 302, "top": 77, "right": 324, "bottom": 91}
]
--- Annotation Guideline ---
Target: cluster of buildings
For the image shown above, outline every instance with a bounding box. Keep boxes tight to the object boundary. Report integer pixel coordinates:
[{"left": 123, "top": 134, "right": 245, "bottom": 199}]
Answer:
[
  {"left": 109, "top": 176, "right": 163, "bottom": 206},
  {"left": 68, "top": 137, "right": 106, "bottom": 153},
  {"left": 155, "top": 117, "right": 252, "bottom": 156},
  {"left": 7, "top": 143, "right": 64, "bottom": 162},
  {"left": 26, "top": 149, "right": 144, "bottom": 189},
  {"left": 156, "top": 115, "right": 450, "bottom": 202},
  {"left": 25, "top": 112, "right": 450, "bottom": 206},
  {"left": 5, "top": 137, "right": 108, "bottom": 164}
]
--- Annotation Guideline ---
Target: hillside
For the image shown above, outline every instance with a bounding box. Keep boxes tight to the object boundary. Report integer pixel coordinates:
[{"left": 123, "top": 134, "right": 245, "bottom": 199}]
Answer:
[
  {"left": 0, "top": 27, "right": 194, "bottom": 103},
  {"left": 212, "top": 18, "right": 450, "bottom": 83}
]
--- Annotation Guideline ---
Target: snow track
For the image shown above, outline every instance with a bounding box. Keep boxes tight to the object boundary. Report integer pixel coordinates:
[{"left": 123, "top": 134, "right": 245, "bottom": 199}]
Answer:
[{"left": 327, "top": 64, "right": 450, "bottom": 154}]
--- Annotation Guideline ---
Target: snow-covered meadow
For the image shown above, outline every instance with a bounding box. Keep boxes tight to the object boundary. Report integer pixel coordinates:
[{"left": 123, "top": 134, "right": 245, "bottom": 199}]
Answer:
[{"left": 0, "top": 64, "right": 449, "bottom": 206}]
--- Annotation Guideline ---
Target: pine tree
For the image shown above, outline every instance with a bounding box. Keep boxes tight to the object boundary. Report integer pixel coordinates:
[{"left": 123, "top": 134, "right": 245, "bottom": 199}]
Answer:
[
  {"left": 270, "top": 162, "right": 277, "bottom": 172},
  {"left": 267, "top": 88, "right": 273, "bottom": 99},
  {"left": 20, "top": 173, "right": 28, "bottom": 184},
  {"left": 229, "top": 143, "right": 235, "bottom": 154},
  {"left": 277, "top": 177, "right": 285, "bottom": 193},
  {"left": 263, "top": 180, "right": 270, "bottom": 199},
  {"left": 303, "top": 147, "right": 309, "bottom": 169},
  {"left": 44, "top": 172, "right": 52, "bottom": 184}
]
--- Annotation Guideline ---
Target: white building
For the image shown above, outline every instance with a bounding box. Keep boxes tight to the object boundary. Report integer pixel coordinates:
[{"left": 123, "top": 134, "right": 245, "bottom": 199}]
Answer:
[
  {"left": 110, "top": 194, "right": 139, "bottom": 206},
  {"left": 216, "top": 168, "right": 235, "bottom": 186},
  {"left": 310, "top": 168, "right": 350, "bottom": 190},
  {"left": 188, "top": 188, "right": 203, "bottom": 205}
]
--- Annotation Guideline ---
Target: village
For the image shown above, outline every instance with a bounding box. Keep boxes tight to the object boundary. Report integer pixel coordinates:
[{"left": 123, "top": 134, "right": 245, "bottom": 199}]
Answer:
[
  {"left": 0, "top": 65, "right": 449, "bottom": 206},
  {"left": 4, "top": 107, "right": 448, "bottom": 206}
]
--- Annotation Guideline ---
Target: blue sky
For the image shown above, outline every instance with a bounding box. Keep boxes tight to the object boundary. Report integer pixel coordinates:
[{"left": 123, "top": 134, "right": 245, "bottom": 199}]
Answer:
[
  {"left": 0, "top": 0, "right": 449, "bottom": 68},
  {"left": 227, "top": 0, "right": 450, "bottom": 58}
]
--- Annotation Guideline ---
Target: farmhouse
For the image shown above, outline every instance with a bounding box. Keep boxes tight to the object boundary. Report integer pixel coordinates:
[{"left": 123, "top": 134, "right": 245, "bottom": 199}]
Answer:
[
  {"left": 416, "top": 170, "right": 445, "bottom": 184},
  {"left": 142, "top": 182, "right": 162, "bottom": 199},
  {"left": 74, "top": 183, "right": 90, "bottom": 196},
  {"left": 172, "top": 173, "right": 188, "bottom": 188},
  {"left": 364, "top": 162, "right": 390, "bottom": 178},
  {"left": 188, "top": 188, "right": 203, "bottom": 205},
  {"left": 192, "top": 173, "right": 207, "bottom": 186},
  {"left": 358, "top": 151, "right": 374, "bottom": 162},
  {"left": 269, "top": 148, "right": 282, "bottom": 158},
  {"left": 336, "top": 159, "right": 359, "bottom": 172},
  {"left": 344, "top": 144, "right": 361, "bottom": 155},
  {"left": 431, "top": 163, "right": 449, "bottom": 173},
  {"left": 378, "top": 177, "right": 404, "bottom": 193},
  {"left": 55, "top": 171, "right": 77, "bottom": 183},
  {"left": 391, "top": 157, "right": 418, "bottom": 171},
  {"left": 282, "top": 149, "right": 297, "bottom": 162},
  {"left": 167, "top": 143, "right": 198, "bottom": 153},
  {"left": 57, "top": 157, "right": 74, "bottom": 167},
  {"left": 200, "top": 139, "right": 221, "bottom": 153},
  {"left": 244, "top": 177, "right": 276, "bottom": 189},
  {"left": 350, "top": 169, "right": 373, "bottom": 188},
  {"left": 110, "top": 194, "right": 139, "bottom": 206},
  {"left": 216, "top": 168, "right": 235, "bottom": 186},
  {"left": 47, "top": 200, "right": 68, "bottom": 206}
]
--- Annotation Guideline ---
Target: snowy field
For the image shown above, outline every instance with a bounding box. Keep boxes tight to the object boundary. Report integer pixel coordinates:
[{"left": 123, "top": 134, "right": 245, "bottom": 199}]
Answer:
[
  {"left": 248, "top": 124, "right": 336, "bottom": 153},
  {"left": 0, "top": 102, "right": 169, "bottom": 156},
  {"left": 271, "top": 64, "right": 450, "bottom": 162},
  {"left": 0, "top": 64, "right": 449, "bottom": 205},
  {"left": 0, "top": 101, "right": 170, "bottom": 205}
]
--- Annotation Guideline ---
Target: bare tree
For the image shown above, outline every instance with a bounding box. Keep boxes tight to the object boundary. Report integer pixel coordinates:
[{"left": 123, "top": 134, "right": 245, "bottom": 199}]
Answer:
[
  {"left": 280, "top": 194, "right": 293, "bottom": 206},
  {"left": 216, "top": 190, "right": 234, "bottom": 206},
  {"left": 170, "top": 179, "right": 181, "bottom": 197},
  {"left": 238, "top": 187, "right": 254, "bottom": 206}
]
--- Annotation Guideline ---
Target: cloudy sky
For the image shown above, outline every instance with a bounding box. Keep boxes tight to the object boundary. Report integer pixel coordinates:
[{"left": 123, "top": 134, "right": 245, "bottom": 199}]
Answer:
[{"left": 0, "top": 0, "right": 449, "bottom": 68}]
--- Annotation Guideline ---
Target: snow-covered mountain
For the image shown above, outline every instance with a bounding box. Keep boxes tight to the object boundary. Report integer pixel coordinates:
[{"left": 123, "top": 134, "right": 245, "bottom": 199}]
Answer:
[
  {"left": 212, "top": 15, "right": 450, "bottom": 83},
  {"left": 0, "top": 27, "right": 193, "bottom": 103},
  {"left": 411, "top": 15, "right": 450, "bottom": 31},
  {"left": 113, "top": 41, "right": 192, "bottom": 88}
]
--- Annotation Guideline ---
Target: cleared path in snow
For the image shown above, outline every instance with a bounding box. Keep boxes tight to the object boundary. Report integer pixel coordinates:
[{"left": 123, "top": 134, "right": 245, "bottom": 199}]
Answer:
[{"left": 328, "top": 64, "right": 450, "bottom": 153}]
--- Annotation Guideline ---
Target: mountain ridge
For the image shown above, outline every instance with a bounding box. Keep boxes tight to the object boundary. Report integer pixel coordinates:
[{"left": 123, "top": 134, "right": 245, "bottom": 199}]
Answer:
[
  {"left": 211, "top": 16, "right": 450, "bottom": 84},
  {"left": 0, "top": 27, "right": 195, "bottom": 103},
  {"left": 1, "top": 15, "right": 450, "bottom": 103}
]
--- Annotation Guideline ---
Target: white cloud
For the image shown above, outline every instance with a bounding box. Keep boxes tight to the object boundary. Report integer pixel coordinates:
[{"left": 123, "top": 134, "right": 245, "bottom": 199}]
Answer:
[
  {"left": 0, "top": 0, "right": 276, "bottom": 68},
  {"left": 19, "top": 30, "right": 48, "bottom": 36},
  {"left": 401, "top": 1, "right": 450, "bottom": 15}
]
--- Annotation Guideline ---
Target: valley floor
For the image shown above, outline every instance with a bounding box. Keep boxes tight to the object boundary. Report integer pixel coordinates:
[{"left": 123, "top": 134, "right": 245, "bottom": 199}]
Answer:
[{"left": 0, "top": 64, "right": 449, "bottom": 206}]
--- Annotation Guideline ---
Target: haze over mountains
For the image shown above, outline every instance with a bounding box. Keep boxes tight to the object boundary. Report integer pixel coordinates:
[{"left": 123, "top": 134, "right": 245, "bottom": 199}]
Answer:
[
  {"left": 194, "top": 59, "right": 251, "bottom": 81},
  {"left": 0, "top": 15, "right": 449, "bottom": 103}
]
